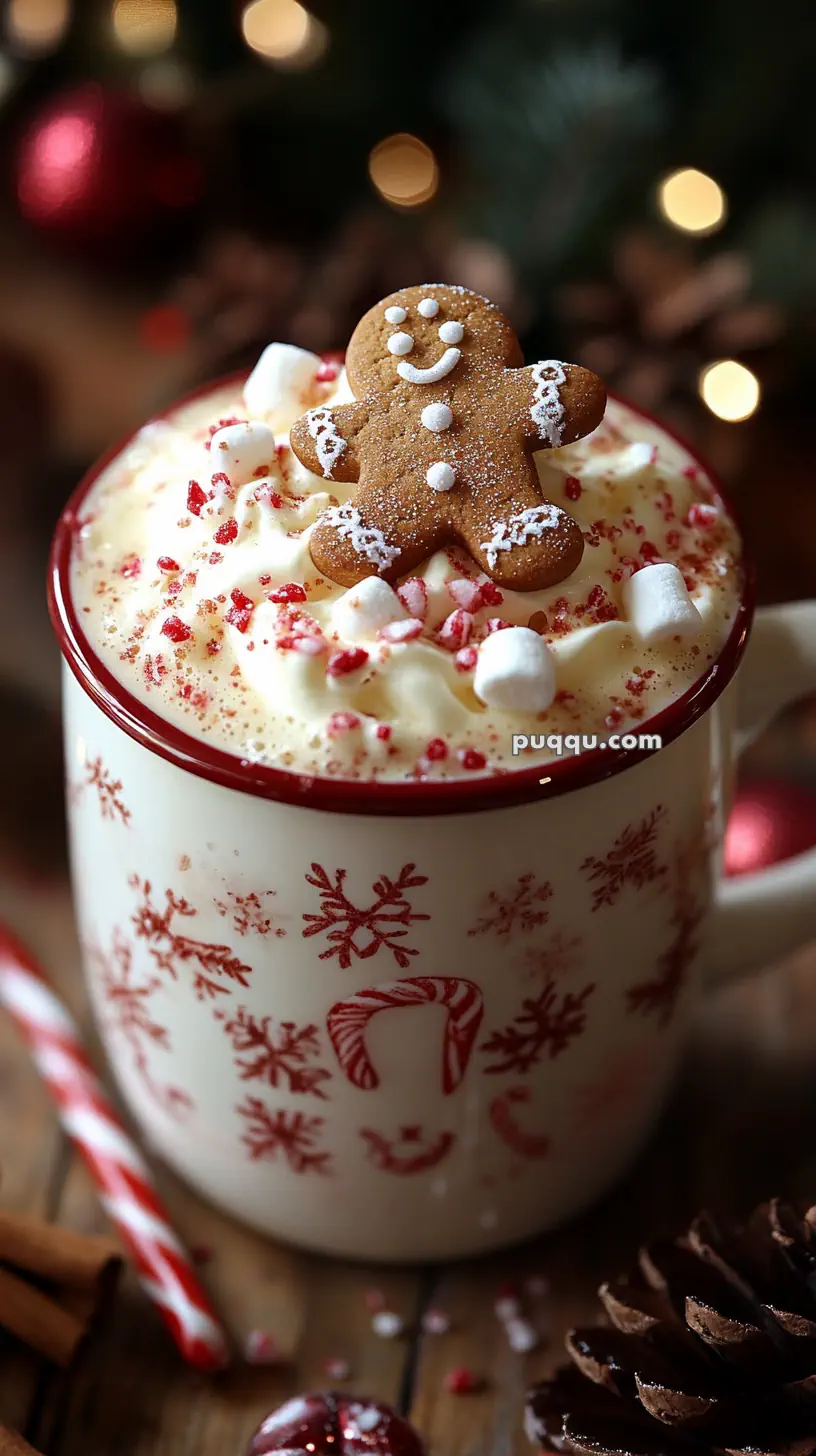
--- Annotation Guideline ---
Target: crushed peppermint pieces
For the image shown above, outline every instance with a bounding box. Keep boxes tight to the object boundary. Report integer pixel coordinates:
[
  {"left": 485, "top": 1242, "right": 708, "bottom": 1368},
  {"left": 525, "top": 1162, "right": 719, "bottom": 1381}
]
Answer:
[
  {"left": 268, "top": 582, "right": 307, "bottom": 604},
  {"left": 444, "top": 1367, "right": 483, "bottom": 1395},
  {"left": 160, "top": 615, "right": 192, "bottom": 643},
  {"left": 157, "top": 556, "right": 180, "bottom": 573},
  {"left": 397, "top": 578, "right": 427, "bottom": 619},
  {"left": 371, "top": 1310, "right": 405, "bottom": 1339},
  {"left": 225, "top": 589, "right": 255, "bottom": 633},
  {"left": 379, "top": 618, "right": 423, "bottom": 643},
  {"left": 438, "top": 609, "right": 474, "bottom": 650},
  {"left": 323, "top": 1356, "right": 351, "bottom": 1381},
  {"left": 214, "top": 517, "right": 239, "bottom": 545},
  {"left": 186, "top": 480, "right": 207, "bottom": 515},
  {"left": 457, "top": 747, "right": 486, "bottom": 771},
  {"left": 244, "top": 1329, "right": 283, "bottom": 1366},
  {"left": 421, "top": 1308, "right": 452, "bottom": 1335}
]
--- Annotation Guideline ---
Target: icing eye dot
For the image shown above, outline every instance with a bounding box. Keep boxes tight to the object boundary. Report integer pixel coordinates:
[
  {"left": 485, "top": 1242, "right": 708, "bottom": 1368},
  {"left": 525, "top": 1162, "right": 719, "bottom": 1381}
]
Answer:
[
  {"left": 385, "top": 305, "right": 407, "bottom": 324},
  {"left": 418, "top": 298, "right": 439, "bottom": 318},
  {"left": 421, "top": 402, "right": 453, "bottom": 432},
  {"left": 387, "top": 332, "right": 414, "bottom": 356},
  {"left": 426, "top": 461, "right": 456, "bottom": 492},
  {"left": 438, "top": 320, "right": 464, "bottom": 344}
]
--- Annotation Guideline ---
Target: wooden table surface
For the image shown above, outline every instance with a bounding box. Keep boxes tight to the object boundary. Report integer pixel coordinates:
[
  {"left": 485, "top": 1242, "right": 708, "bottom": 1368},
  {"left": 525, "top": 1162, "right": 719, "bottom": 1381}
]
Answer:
[{"left": 1, "top": 864, "right": 816, "bottom": 1456}]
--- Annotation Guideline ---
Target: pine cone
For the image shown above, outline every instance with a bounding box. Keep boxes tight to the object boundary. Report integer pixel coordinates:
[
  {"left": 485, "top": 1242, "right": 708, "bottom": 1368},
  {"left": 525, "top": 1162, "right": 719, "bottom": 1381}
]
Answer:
[{"left": 526, "top": 1200, "right": 816, "bottom": 1455}]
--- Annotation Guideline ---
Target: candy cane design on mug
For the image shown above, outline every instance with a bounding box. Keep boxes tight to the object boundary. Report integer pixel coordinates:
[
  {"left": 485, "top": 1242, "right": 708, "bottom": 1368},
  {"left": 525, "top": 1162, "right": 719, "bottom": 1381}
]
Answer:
[
  {"left": 327, "top": 976, "right": 484, "bottom": 1094},
  {"left": 360, "top": 1125, "right": 456, "bottom": 1175}
]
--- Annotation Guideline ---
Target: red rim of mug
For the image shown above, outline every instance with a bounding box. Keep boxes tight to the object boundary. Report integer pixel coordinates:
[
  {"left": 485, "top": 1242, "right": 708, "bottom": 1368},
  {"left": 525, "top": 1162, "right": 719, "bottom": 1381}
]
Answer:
[{"left": 48, "top": 371, "right": 754, "bottom": 817}]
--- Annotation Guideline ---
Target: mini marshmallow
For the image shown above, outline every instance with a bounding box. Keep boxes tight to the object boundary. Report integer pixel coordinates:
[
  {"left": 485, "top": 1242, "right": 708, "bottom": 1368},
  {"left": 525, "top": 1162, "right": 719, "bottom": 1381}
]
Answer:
[
  {"left": 243, "top": 342, "right": 322, "bottom": 429},
  {"left": 418, "top": 297, "right": 439, "bottom": 318},
  {"left": 331, "top": 576, "right": 407, "bottom": 642},
  {"left": 210, "top": 422, "right": 277, "bottom": 488},
  {"left": 439, "top": 320, "right": 464, "bottom": 344},
  {"left": 385, "top": 305, "right": 407, "bottom": 324},
  {"left": 623, "top": 562, "right": 702, "bottom": 642},
  {"left": 474, "top": 626, "right": 556, "bottom": 713},
  {"left": 421, "top": 402, "right": 453, "bottom": 432}
]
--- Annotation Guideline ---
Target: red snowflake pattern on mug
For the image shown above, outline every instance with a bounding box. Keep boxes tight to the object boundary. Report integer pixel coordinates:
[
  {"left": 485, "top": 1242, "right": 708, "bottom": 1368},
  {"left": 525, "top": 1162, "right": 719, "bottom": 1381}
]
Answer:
[
  {"left": 76, "top": 754, "right": 131, "bottom": 826},
  {"left": 302, "top": 863, "right": 429, "bottom": 969},
  {"left": 626, "top": 826, "right": 706, "bottom": 1028},
  {"left": 481, "top": 976, "right": 595, "bottom": 1074},
  {"left": 213, "top": 890, "right": 287, "bottom": 938},
  {"left": 360, "top": 1124, "right": 455, "bottom": 1175},
  {"left": 88, "top": 930, "right": 192, "bottom": 1120},
  {"left": 129, "top": 876, "right": 253, "bottom": 1001},
  {"left": 517, "top": 930, "right": 583, "bottom": 983},
  {"left": 467, "top": 874, "right": 553, "bottom": 940},
  {"left": 237, "top": 1096, "right": 332, "bottom": 1174},
  {"left": 216, "top": 1006, "right": 331, "bottom": 1098},
  {"left": 580, "top": 806, "right": 667, "bottom": 911}
]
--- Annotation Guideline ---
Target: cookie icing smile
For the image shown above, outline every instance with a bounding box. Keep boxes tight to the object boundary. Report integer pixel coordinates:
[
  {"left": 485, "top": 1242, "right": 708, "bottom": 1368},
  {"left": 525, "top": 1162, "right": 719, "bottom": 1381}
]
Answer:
[{"left": 397, "top": 348, "right": 462, "bottom": 385}]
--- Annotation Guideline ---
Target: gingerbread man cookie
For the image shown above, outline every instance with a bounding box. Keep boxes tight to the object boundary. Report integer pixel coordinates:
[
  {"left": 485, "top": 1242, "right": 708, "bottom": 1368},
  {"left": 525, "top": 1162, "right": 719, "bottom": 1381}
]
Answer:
[{"left": 289, "top": 283, "right": 606, "bottom": 591}]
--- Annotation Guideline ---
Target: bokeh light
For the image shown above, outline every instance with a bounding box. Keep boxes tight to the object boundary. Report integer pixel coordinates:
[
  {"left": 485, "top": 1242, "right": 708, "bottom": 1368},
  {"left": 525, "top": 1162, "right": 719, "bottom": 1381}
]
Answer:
[
  {"left": 658, "top": 167, "right": 727, "bottom": 236},
  {"left": 241, "top": 0, "right": 327, "bottom": 67},
  {"left": 112, "top": 0, "right": 178, "bottom": 57},
  {"left": 7, "top": 0, "right": 70, "bottom": 54},
  {"left": 698, "top": 359, "right": 761, "bottom": 421},
  {"left": 368, "top": 134, "right": 439, "bottom": 209}
]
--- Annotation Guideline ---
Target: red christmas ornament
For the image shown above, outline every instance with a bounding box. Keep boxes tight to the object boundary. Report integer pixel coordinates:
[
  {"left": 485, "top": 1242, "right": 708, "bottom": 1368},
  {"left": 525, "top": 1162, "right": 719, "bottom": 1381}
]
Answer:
[
  {"left": 14, "top": 84, "right": 203, "bottom": 259},
  {"left": 724, "top": 779, "right": 816, "bottom": 877}
]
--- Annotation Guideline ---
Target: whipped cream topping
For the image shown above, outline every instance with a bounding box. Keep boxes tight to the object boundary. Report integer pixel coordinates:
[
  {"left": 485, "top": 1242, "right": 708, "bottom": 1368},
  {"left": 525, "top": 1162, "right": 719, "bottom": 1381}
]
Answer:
[{"left": 70, "top": 355, "right": 743, "bottom": 781}]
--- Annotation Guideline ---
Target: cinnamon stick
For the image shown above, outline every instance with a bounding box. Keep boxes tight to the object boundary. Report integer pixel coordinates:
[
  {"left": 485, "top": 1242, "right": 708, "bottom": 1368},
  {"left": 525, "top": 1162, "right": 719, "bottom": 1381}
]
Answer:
[
  {"left": 0, "top": 1264, "right": 85, "bottom": 1366},
  {"left": 0, "top": 1428, "right": 42, "bottom": 1456},
  {"left": 0, "top": 1209, "right": 120, "bottom": 1290}
]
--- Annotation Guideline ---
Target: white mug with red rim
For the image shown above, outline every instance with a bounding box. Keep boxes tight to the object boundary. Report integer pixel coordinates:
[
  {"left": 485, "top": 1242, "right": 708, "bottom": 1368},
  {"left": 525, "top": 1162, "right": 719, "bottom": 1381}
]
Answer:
[{"left": 50, "top": 388, "right": 816, "bottom": 1262}]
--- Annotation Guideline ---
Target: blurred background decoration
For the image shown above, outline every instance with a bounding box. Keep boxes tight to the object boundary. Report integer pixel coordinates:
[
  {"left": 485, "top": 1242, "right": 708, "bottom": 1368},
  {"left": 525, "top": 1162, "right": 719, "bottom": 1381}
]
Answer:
[{"left": 0, "top": 0, "right": 816, "bottom": 876}]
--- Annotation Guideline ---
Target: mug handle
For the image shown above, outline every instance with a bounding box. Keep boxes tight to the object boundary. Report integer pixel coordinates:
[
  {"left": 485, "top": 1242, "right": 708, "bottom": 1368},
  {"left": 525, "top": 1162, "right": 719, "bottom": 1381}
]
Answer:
[{"left": 705, "top": 601, "right": 816, "bottom": 987}]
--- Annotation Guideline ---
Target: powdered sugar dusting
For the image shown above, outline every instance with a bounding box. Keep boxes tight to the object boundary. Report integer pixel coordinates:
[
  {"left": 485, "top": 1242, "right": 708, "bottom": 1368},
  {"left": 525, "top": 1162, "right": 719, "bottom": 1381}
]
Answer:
[
  {"left": 307, "top": 406, "right": 346, "bottom": 478},
  {"left": 530, "top": 361, "right": 567, "bottom": 447},
  {"left": 320, "top": 504, "right": 400, "bottom": 572},
  {"left": 481, "top": 505, "right": 567, "bottom": 570}
]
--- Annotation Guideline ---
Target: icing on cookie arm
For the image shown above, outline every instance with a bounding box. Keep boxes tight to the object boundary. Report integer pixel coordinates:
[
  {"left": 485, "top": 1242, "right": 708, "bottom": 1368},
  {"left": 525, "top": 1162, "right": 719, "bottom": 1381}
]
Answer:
[
  {"left": 289, "top": 400, "right": 371, "bottom": 483},
  {"left": 502, "top": 362, "right": 607, "bottom": 450}
]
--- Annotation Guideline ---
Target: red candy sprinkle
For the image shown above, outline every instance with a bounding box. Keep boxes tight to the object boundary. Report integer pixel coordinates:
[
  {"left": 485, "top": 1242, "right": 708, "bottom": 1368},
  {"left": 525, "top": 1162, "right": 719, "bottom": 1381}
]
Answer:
[
  {"left": 425, "top": 738, "right": 448, "bottom": 762},
  {"left": 225, "top": 589, "right": 255, "bottom": 633},
  {"left": 157, "top": 556, "right": 180, "bottom": 573},
  {"left": 687, "top": 502, "right": 719, "bottom": 528},
  {"left": 327, "top": 711, "right": 361, "bottom": 736},
  {"left": 119, "top": 554, "right": 142, "bottom": 579},
  {"left": 327, "top": 647, "right": 369, "bottom": 678},
  {"left": 375, "top": 724, "right": 392, "bottom": 741},
  {"left": 458, "top": 747, "right": 486, "bottom": 771},
  {"left": 316, "top": 359, "right": 340, "bottom": 382},
  {"left": 186, "top": 480, "right": 207, "bottom": 516},
  {"left": 444, "top": 1367, "right": 481, "bottom": 1395},
  {"left": 214, "top": 518, "right": 238, "bottom": 545},
  {"left": 564, "top": 475, "right": 582, "bottom": 501},
  {"left": 160, "top": 615, "right": 191, "bottom": 643},
  {"left": 479, "top": 579, "right": 504, "bottom": 606},
  {"left": 484, "top": 617, "right": 511, "bottom": 633},
  {"left": 439, "top": 609, "right": 474, "bottom": 650},
  {"left": 267, "top": 582, "right": 307, "bottom": 604}
]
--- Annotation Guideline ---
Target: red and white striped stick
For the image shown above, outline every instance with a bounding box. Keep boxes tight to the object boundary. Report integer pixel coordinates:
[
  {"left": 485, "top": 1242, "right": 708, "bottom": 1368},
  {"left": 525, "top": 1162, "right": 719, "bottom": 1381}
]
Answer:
[{"left": 0, "top": 924, "right": 230, "bottom": 1373}]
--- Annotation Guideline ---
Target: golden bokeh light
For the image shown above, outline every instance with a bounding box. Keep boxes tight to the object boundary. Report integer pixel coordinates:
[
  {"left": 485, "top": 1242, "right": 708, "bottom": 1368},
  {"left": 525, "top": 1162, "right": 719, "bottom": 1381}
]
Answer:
[
  {"left": 112, "top": 0, "right": 177, "bottom": 57},
  {"left": 241, "top": 0, "right": 327, "bottom": 66},
  {"left": 7, "top": 0, "right": 70, "bottom": 53},
  {"left": 698, "top": 359, "right": 761, "bottom": 422},
  {"left": 368, "top": 133, "right": 439, "bottom": 209},
  {"left": 658, "top": 167, "right": 727, "bottom": 236}
]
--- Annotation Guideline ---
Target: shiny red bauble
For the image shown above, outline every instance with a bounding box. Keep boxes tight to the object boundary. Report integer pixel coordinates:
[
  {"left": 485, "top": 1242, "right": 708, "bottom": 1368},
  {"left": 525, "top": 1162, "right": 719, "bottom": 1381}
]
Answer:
[
  {"left": 724, "top": 779, "right": 816, "bottom": 877},
  {"left": 248, "top": 1393, "right": 425, "bottom": 1456}
]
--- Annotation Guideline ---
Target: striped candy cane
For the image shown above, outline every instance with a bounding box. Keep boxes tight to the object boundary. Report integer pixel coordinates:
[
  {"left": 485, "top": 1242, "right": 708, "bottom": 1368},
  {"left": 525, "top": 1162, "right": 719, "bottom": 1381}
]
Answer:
[{"left": 0, "top": 925, "right": 230, "bottom": 1372}]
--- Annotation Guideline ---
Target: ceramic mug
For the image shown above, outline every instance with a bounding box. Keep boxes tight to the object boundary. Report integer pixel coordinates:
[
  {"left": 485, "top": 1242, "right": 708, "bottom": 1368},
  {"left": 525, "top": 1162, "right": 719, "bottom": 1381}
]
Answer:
[{"left": 50, "top": 394, "right": 816, "bottom": 1262}]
